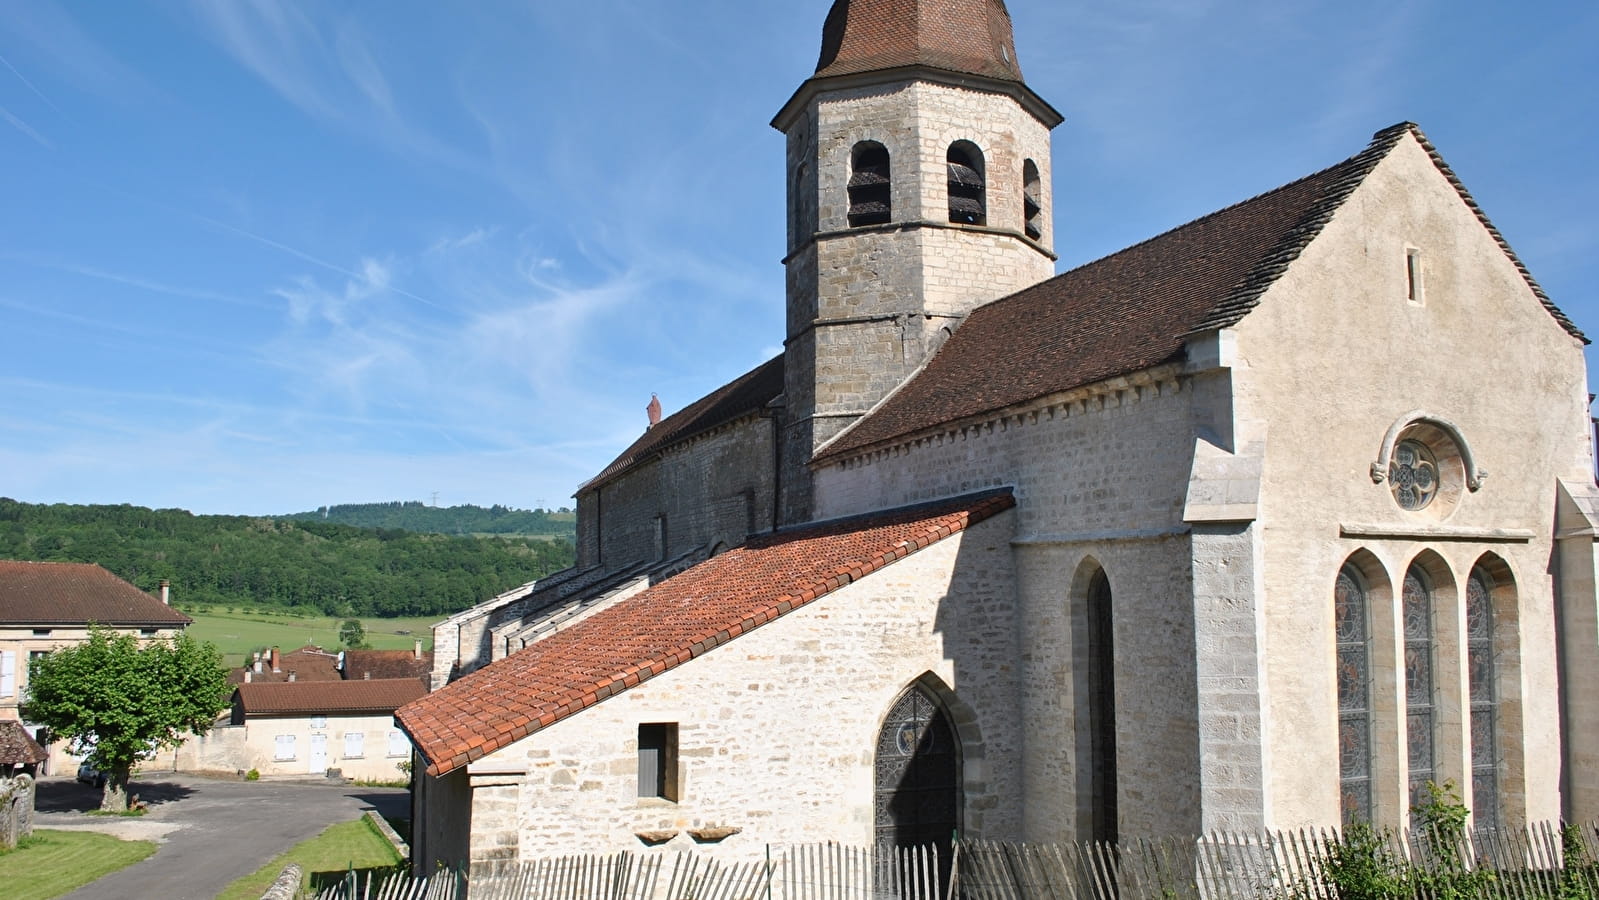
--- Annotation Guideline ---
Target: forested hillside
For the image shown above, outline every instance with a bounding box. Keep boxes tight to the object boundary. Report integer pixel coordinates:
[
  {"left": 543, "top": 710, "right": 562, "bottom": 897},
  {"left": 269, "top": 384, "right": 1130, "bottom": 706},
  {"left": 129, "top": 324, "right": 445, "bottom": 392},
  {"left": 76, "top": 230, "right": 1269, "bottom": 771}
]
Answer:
[
  {"left": 277, "top": 501, "right": 575, "bottom": 537},
  {"left": 0, "top": 498, "right": 572, "bottom": 617}
]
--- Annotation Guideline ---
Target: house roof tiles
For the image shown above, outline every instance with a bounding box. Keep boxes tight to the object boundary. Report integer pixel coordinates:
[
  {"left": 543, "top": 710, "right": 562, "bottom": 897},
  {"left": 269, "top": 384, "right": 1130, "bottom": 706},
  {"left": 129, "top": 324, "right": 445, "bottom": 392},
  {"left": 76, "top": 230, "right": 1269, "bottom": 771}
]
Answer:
[
  {"left": 0, "top": 720, "right": 48, "bottom": 766},
  {"left": 0, "top": 561, "right": 191, "bottom": 627},
  {"left": 397, "top": 488, "right": 1016, "bottom": 776},
  {"left": 818, "top": 123, "right": 1586, "bottom": 461},
  {"left": 343, "top": 648, "right": 434, "bottom": 683},
  {"left": 234, "top": 678, "right": 425, "bottom": 717}
]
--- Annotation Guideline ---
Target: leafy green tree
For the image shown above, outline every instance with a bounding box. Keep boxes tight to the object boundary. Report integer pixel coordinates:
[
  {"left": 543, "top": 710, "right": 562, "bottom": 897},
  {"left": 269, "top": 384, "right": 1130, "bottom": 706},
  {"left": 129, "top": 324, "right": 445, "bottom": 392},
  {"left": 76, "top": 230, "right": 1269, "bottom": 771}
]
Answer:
[
  {"left": 339, "top": 618, "right": 368, "bottom": 649},
  {"left": 22, "top": 629, "right": 230, "bottom": 810}
]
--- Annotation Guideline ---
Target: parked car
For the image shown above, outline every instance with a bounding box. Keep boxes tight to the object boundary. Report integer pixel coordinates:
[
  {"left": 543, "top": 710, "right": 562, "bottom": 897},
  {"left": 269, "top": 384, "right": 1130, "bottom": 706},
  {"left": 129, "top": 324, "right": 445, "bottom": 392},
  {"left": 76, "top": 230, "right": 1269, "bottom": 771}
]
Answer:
[{"left": 76, "top": 762, "right": 106, "bottom": 788}]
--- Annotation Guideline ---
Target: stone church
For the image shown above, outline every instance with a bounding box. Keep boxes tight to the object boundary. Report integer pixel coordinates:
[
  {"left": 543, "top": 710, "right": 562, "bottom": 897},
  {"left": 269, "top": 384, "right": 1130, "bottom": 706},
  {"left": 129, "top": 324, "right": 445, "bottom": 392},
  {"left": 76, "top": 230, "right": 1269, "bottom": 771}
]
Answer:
[{"left": 397, "top": 0, "right": 1599, "bottom": 869}]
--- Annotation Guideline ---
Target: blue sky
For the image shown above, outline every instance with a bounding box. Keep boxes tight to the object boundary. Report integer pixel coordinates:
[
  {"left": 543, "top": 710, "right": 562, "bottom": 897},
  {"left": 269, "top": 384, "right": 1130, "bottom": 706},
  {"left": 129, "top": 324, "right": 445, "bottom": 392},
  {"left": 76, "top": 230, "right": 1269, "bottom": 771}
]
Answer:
[{"left": 1, "top": 1, "right": 1595, "bottom": 516}]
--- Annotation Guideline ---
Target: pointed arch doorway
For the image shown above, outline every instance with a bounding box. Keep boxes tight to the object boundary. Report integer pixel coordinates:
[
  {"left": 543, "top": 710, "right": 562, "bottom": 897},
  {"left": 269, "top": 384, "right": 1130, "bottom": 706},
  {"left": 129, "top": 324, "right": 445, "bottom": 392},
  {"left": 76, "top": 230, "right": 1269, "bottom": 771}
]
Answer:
[{"left": 874, "top": 682, "right": 960, "bottom": 859}]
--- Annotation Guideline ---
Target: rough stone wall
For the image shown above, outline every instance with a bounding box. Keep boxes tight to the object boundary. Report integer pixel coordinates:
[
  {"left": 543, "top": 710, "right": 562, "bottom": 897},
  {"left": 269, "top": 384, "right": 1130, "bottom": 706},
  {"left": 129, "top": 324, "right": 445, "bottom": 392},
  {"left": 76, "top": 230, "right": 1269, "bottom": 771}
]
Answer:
[
  {"left": 1228, "top": 133, "right": 1589, "bottom": 829},
  {"left": 462, "top": 511, "right": 1021, "bottom": 861},
  {"left": 815, "top": 377, "right": 1208, "bottom": 841},
  {"left": 0, "top": 775, "right": 33, "bottom": 849},
  {"left": 585, "top": 415, "right": 777, "bottom": 572}
]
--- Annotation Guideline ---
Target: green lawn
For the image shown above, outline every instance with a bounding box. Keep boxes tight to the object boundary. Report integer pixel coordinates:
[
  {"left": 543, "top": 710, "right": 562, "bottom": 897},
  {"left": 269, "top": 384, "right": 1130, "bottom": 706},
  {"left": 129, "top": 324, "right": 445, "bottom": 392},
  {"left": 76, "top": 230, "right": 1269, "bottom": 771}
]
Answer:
[
  {"left": 0, "top": 829, "right": 158, "bottom": 900},
  {"left": 216, "top": 817, "right": 403, "bottom": 900},
  {"left": 182, "top": 610, "right": 439, "bottom": 667}
]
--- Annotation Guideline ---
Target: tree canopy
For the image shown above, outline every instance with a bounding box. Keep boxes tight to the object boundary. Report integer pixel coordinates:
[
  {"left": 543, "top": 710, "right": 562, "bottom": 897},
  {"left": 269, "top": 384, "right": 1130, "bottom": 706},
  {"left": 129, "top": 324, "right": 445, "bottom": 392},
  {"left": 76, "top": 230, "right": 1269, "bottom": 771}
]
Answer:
[
  {"left": 22, "top": 629, "right": 230, "bottom": 809},
  {"left": 0, "top": 498, "right": 575, "bottom": 617},
  {"left": 277, "top": 501, "right": 576, "bottom": 537}
]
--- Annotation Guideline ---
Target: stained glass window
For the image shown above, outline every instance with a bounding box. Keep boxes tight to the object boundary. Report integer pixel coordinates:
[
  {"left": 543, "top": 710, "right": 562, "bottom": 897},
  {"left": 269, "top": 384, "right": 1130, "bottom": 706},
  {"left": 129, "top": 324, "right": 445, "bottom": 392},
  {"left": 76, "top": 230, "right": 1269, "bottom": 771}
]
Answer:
[
  {"left": 1336, "top": 565, "right": 1372, "bottom": 823},
  {"left": 1468, "top": 569, "right": 1500, "bottom": 829},
  {"left": 1390, "top": 440, "right": 1439, "bottom": 510},
  {"left": 1404, "top": 568, "right": 1436, "bottom": 811}
]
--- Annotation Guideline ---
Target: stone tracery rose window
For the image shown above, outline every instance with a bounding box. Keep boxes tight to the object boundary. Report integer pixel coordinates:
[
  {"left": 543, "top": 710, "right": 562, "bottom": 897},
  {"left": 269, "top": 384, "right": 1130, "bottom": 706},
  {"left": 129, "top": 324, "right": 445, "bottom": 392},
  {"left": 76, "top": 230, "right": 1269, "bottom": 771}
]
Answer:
[{"left": 1389, "top": 439, "right": 1439, "bottom": 510}]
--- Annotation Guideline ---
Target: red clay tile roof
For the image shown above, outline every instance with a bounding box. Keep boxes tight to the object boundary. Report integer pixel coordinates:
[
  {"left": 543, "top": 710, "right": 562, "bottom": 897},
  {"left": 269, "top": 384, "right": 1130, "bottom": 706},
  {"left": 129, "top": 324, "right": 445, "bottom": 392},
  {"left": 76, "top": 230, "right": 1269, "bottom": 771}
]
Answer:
[
  {"left": 815, "top": 0, "right": 1023, "bottom": 82},
  {"left": 0, "top": 720, "right": 48, "bottom": 766},
  {"left": 343, "top": 648, "right": 434, "bottom": 683},
  {"left": 0, "top": 561, "right": 192, "bottom": 627},
  {"left": 233, "top": 678, "right": 425, "bottom": 717},
  {"left": 579, "top": 355, "right": 784, "bottom": 495},
  {"left": 397, "top": 488, "right": 1016, "bottom": 776},
  {"left": 818, "top": 123, "right": 1586, "bottom": 461},
  {"left": 228, "top": 647, "right": 342, "bottom": 685}
]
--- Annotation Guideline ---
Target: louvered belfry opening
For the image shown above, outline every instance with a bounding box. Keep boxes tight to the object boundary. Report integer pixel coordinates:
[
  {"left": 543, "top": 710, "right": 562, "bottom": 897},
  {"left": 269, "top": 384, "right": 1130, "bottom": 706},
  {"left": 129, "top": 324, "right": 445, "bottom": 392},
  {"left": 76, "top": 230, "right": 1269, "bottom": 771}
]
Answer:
[
  {"left": 947, "top": 142, "right": 986, "bottom": 226},
  {"left": 848, "top": 142, "right": 892, "bottom": 228},
  {"left": 1023, "top": 159, "right": 1042, "bottom": 240}
]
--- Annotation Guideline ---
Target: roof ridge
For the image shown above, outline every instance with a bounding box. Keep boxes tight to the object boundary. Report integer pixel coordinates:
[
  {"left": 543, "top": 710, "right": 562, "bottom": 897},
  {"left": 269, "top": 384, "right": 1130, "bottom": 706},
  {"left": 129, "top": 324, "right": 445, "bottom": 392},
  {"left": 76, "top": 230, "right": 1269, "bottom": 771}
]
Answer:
[{"left": 1184, "top": 123, "right": 1409, "bottom": 335}]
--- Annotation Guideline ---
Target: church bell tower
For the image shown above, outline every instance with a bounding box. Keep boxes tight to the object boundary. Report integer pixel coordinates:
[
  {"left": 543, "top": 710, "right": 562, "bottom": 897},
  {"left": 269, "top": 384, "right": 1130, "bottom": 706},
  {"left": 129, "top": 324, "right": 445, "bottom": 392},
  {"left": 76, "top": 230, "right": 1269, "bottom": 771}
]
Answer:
[{"left": 773, "top": 0, "right": 1063, "bottom": 524}]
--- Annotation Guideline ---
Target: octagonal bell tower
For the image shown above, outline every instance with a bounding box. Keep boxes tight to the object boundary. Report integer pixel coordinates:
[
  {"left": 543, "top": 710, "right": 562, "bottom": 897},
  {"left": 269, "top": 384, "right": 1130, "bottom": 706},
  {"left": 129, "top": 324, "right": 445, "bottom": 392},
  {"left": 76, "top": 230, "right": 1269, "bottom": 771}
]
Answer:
[{"left": 773, "top": 0, "right": 1063, "bottom": 524}]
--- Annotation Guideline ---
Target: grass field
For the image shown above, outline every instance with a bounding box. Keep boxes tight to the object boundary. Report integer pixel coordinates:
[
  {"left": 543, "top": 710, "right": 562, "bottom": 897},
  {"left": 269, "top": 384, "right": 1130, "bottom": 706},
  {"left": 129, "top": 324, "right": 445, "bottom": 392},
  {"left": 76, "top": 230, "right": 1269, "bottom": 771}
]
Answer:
[
  {"left": 181, "top": 609, "right": 439, "bottom": 667},
  {"left": 0, "top": 829, "right": 158, "bottom": 900},
  {"left": 216, "top": 817, "right": 403, "bottom": 900}
]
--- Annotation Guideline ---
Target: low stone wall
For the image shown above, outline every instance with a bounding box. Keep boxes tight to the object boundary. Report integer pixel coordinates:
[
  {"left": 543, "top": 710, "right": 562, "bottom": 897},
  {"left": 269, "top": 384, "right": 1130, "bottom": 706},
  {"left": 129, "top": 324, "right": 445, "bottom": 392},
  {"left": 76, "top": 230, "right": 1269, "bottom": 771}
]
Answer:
[{"left": 0, "top": 775, "right": 35, "bottom": 849}]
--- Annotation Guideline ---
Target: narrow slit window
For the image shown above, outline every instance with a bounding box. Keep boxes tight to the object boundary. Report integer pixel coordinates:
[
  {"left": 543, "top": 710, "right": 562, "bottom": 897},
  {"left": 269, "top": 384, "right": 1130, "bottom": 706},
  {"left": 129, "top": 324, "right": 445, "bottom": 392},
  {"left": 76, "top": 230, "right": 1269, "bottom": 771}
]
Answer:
[
  {"left": 637, "top": 723, "right": 678, "bottom": 801},
  {"left": 1467, "top": 568, "right": 1501, "bottom": 829},
  {"left": 947, "top": 142, "right": 986, "bottom": 226},
  {"left": 1335, "top": 564, "right": 1372, "bottom": 823},
  {"left": 848, "top": 142, "right": 891, "bottom": 228},
  {"left": 1406, "top": 249, "right": 1423, "bottom": 304},
  {"left": 1403, "top": 566, "right": 1437, "bottom": 812}
]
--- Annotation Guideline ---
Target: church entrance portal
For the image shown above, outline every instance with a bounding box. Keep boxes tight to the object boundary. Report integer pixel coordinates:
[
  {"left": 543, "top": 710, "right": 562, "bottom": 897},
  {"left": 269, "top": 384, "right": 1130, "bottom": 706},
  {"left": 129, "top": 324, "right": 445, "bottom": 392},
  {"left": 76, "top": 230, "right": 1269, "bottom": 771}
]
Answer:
[{"left": 874, "top": 683, "right": 960, "bottom": 861}]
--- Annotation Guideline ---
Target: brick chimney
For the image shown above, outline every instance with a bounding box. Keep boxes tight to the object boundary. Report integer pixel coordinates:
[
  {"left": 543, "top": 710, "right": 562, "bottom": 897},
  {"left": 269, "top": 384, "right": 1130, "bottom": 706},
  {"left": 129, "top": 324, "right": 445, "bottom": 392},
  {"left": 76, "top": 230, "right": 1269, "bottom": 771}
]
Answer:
[
  {"left": 646, "top": 393, "right": 662, "bottom": 429},
  {"left": 270, "top": 647, "right": 281, "bottom": 673},
  {"left": 158, "top": 579, "right": 170, "bottom": 605}
]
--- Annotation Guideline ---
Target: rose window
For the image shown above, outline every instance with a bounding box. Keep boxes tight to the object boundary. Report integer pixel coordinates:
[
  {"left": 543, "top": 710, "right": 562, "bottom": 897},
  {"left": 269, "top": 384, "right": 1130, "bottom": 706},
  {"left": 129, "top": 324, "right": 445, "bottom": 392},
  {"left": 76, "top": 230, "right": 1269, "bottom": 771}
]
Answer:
[{"left": 1389, "top": 439, "right": 1438, "bottom": 510}]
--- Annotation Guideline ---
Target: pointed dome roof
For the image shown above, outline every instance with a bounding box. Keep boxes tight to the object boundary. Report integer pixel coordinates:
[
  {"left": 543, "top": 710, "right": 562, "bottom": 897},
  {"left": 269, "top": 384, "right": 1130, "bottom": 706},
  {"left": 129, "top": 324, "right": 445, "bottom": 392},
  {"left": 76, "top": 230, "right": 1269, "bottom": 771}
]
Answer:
[{"left": 814, "top": 0, "right": 1024, "bottom": 82}]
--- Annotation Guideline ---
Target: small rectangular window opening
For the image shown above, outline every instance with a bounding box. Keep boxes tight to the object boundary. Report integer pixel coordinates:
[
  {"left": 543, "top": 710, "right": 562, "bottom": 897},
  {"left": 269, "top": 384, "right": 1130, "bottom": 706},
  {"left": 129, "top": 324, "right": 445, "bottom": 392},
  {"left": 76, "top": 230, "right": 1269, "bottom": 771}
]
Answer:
[
  {"left": 31, "top": 628, "right": 51, "bottom": 637},
  {"left": 1406, "top": 248, "right": 1423, "bottom": 304},
  {"left": 637, "top": 723, "right": 678, "bottom": 801}
]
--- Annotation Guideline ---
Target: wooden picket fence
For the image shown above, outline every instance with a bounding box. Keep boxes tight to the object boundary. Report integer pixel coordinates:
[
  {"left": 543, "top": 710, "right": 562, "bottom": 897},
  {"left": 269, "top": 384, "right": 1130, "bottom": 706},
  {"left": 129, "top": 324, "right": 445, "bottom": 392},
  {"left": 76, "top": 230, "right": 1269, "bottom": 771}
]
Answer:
[{"left": 302, "top": 821, "right": 1599, "bottom": 900}]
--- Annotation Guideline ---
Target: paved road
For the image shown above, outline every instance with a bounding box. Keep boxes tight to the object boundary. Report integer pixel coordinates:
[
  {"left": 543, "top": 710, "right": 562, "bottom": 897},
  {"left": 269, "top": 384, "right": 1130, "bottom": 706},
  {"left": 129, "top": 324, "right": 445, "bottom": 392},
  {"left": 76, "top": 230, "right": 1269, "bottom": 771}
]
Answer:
[{"left": 34, "top": 773, "right": 408, "bottom": 900}]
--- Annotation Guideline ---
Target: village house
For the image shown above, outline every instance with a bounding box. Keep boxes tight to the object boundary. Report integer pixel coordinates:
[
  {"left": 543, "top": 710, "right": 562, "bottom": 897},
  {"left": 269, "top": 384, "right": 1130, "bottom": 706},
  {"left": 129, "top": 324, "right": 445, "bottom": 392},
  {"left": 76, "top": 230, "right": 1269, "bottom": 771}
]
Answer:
[
  {"left": 0, "top": 560, "right": 191, "bottom": 775},
  {"left": 397, "top": 0, "right": 1599, "bottom": 870}
]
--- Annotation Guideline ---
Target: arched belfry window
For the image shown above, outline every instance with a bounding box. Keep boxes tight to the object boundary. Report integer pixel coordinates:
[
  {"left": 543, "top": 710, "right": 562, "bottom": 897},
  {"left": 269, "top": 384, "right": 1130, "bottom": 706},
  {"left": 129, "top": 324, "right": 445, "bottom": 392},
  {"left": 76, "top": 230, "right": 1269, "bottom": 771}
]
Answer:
[
  {"left": 1467, "top": 565, "right": 1501, "bottom": 829},
  {"left": 848, "top": 142, "right": 891, "bottom": 228},
  {"left": 1403, "top": 565, "right": 1437, "bottom": 810},
  {"left": 1335, "top": 562, "right": 1373, "bottom": 823},
  {"left": 947, "top": 142, "right": 986, "bottom": 226},
  {"left": 1022, "top": 159, "right": 1042, "bottom": 240}
]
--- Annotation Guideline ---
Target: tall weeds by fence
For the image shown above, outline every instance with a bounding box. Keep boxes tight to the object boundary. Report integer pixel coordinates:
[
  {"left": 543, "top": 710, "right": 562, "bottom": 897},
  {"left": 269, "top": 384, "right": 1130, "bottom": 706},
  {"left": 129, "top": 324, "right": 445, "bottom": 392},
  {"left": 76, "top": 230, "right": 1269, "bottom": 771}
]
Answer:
[{"left": 302, "top": 820, "right": 1599, "bottom": 900}]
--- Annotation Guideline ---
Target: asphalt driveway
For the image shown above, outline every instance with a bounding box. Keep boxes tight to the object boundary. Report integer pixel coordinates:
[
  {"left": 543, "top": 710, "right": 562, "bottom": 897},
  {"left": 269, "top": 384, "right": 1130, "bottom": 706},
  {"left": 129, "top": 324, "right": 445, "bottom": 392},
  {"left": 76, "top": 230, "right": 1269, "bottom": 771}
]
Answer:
[{"left": 33, "top": 773, "right": 408, "bottom": 900}]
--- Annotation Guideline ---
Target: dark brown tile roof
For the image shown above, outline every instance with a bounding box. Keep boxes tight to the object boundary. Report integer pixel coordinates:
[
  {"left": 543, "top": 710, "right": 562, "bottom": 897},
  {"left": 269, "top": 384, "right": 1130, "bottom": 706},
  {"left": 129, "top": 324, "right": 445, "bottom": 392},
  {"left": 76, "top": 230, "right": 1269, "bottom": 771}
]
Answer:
[
  {"left": 233, "top": 678, "right": 425, "bottom": 717},
  {"left": 815, "top": 0, "right": 1023, "bottom": 82},
  {"left": 343, "top": 648, "right": 434, "bottom": 683},
  {"left": 0, "top": 561, "right": 192, "bottom": 627},
  {"left": 579, "top": 354, "right": 784, "bottom": 494},
  {"left": 397, "top": 488, "right": 1016, "bottom": 776},
  {"left": 819, "top": 123, "right": 1586, "bottom": 461},
  {"left": 0, "top": 720, "right": 47, "bottom": 766}
]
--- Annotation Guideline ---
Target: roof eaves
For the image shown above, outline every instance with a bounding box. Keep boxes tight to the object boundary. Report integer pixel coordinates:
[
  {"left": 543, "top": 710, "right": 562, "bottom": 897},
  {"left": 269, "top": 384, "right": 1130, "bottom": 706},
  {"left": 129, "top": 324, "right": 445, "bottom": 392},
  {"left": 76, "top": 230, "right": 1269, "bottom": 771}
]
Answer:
[{"left": 399, "top": 489, "right": 1017, "bottom": 777}]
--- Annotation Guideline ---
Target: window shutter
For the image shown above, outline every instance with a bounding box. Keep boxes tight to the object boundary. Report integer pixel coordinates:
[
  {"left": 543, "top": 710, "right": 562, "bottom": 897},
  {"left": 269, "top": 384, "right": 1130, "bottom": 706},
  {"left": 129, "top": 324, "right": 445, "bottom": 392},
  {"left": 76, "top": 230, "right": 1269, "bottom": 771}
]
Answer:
[{"left": 0, "top": 651, "right": 14, "bottom": 698}]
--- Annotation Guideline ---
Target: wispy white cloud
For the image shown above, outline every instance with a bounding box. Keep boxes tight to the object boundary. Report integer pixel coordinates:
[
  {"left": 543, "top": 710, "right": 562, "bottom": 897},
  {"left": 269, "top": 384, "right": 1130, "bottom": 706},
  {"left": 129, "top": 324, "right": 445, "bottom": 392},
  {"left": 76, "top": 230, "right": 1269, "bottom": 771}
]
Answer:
[{"left": 0, "top": 103, "right": 50, "bottom": 147}]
